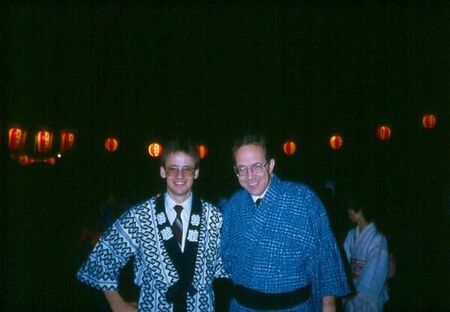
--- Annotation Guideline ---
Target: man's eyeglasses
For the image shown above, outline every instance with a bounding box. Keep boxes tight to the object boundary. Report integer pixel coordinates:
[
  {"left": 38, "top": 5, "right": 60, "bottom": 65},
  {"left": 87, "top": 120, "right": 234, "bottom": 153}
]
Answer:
[
  {"left": 234, "top": 162, "right": 268, "bottom": 177},
  {"left": 165, "top": 166, "right": 196, "bottom": 177}
]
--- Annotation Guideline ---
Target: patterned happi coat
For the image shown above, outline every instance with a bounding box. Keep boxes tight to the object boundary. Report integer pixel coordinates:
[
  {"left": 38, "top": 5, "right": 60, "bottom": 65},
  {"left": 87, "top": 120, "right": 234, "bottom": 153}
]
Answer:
[
  {"left": 77, "top": 194, "right": 227, "bottom": 311},
  {"left": 221, "top": 175, "right": 350, "bottom": 312},
  {"left": 343, "top": 223, "right": 389, "bottom": 312}
]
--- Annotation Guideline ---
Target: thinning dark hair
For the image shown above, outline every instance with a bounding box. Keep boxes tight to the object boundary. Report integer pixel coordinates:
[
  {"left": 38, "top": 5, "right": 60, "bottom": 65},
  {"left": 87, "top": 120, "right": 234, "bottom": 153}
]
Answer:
[
  {"left": 232, "top": 134, "right": 272, "bottom": 162},
  {"left": 160, "top": 139, "right": 200, "bottom": 168}
]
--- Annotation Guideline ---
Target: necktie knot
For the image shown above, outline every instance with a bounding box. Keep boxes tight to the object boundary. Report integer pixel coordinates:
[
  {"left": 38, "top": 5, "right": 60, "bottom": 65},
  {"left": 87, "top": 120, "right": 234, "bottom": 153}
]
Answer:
[
  {"left": 172, "top": 205, "right": 184, "bottom": 249},
  {"left": 174, "top": 205, "right": 183, "bottom": 217},
  {"left": 255, "top": 198, "right": 262, "bottom": 207}
]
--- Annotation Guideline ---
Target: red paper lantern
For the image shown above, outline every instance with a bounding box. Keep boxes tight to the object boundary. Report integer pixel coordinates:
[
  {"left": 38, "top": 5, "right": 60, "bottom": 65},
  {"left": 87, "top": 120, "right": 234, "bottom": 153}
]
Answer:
[
  {"left": 196, "top": 144, "right": 208, "bottom": 159},
  {"left": 8, "top": 127, "right": 27, "bottom": 151},
  {"left": 329, "top": 135, "right": 343, "bottom": 150},
  {"left": 148, "top": 142, "right": 163, "bottom": 158},
  {"left": 283, "top": 140, "right": 296, "bottom": 156},
  {"left": 18, "top": 155, "right": 30, "bottom": 165},
  {"left": 43, "top": 157, "right": 56, "bottom": 165},
  {"left": 35, "top": 130, "right": 54, "bottom": 153},
  {"left": 422, "top": 114, "right": 437, "bottom": 129},
  {"left": 60, "top": 131, "right": 75, "bottom": 152},
  {"left": 376, "top": 125, "right": 392, "bottom": 141},
  {"left": 104, "top": 137, "right": 119, "bottom": 152}
]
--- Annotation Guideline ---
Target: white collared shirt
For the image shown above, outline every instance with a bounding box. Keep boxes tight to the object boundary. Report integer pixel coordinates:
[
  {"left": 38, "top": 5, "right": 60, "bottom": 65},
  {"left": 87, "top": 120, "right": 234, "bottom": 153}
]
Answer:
[
  {"left": 165, "top": 193, "right": 193, "bottom": 251},
  {"left": 251, "top": 188, "right": 268, "bottom": 205}
]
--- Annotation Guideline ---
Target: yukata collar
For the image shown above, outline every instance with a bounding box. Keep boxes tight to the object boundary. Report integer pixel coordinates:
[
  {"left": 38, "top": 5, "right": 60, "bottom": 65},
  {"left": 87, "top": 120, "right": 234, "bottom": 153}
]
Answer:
[
  {"left": 247, "top": 174, "right": 278, "bottom": 204},
  {"left": 154, "top": 194, "right": 202, "bottom": 268},
  {"left": 164, "top": 193, "right": 193, "bottom": 221},
  {"left": 154, "top": 194, "right": 203, "bottom": 310}
]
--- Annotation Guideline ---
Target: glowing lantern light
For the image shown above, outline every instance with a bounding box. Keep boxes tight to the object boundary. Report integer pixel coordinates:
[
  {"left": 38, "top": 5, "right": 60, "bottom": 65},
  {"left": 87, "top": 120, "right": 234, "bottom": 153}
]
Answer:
[
  {"left": 60, "top": 131, "right": 75, "bottom": 152},
  {"left": 422, "top": 114, "right": 437, "bottom": 129},
  {"left": 43, "top": 157, "right": 56, "bottom": 165},
  {"left": 376, "top": 125, "right": 392, "bottom": 141},
  {"left": 283, "top": 140, "right": 296, "bottom": 156},
  {"left": 8, "top": 127, "right": 27, "bottom": 151},
  {"left": 148, "top": 142, "right": 163, "bottom": 158},
  {"left": 35, "top": 130, "right": 53, "bottom": 153},
  {"left": 196, "top": 144, "right": 208, "bottom": 159},
  {"left": 104, "top": 137, "right": 119, "bottom": 152},
  {"left": 329, "top": 135, "right": 343, "bottom": 150},
  {"left": 18, "top": 155, "right": 30, "bottom": 165}
]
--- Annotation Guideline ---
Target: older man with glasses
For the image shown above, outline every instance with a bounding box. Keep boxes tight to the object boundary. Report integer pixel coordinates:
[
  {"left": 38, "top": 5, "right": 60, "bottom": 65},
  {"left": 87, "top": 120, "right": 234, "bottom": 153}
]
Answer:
[
  {"left": 78, "top": 139, "right": 228, "bottom": 312},
  {"left": 221, "top": 134, "right": 350, "bottom": 312}
]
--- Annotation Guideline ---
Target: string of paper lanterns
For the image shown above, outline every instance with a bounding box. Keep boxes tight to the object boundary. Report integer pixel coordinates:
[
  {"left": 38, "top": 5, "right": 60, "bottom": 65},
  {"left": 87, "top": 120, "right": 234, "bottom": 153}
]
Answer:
[
  {"left": 7, "top": 127, "right": 76, "bottom": 165},
  {"left": 281, "top": 113, "right": 437, "bottom": 155},
  {"left": 5, "top": 113, "right": 439, "bottom": 162}
]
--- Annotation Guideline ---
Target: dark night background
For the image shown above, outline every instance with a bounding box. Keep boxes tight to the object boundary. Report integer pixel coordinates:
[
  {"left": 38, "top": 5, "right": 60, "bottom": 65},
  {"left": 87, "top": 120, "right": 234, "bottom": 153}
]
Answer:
[{"left": 2, "top": 2, "right": 449, "bottom": 311}]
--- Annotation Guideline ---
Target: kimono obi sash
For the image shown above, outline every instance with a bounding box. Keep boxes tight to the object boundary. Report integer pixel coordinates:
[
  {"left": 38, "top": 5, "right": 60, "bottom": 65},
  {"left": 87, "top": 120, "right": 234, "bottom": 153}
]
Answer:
[
  {"left": 351, "top": 258, "right": 367, "bottom": 279},
  {"left": 234, "top": 283, "right": 312, "bottom": 310}
]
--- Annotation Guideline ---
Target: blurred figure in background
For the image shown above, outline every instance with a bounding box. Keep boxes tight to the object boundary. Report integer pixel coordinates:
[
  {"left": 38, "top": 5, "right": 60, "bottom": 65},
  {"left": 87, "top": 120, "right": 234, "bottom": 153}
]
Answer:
[
  {"left": 343, "top": 197, "right": 390, "bottom": 312},
  {"left": 79, "top": 192, "right": 124, "bottom": 249}
]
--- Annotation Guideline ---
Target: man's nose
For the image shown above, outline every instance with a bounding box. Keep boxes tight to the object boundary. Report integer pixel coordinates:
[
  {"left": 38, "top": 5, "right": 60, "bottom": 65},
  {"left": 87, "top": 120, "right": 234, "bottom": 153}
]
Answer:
[
  {"left": 244, "top": 169, "right": 255, "bottom": 179},
  {"left": 175, "top": 169, "right": 185, "bottom": 177}
]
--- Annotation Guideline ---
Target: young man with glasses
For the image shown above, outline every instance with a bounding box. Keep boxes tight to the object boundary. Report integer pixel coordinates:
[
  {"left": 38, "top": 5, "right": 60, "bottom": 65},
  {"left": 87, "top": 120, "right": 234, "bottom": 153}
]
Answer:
[
  {"left": 78, "top": 139, "right": 227, "bottom": 312},
  {"left": 221, "top": 134, "right": 350, "bottom": 312}
]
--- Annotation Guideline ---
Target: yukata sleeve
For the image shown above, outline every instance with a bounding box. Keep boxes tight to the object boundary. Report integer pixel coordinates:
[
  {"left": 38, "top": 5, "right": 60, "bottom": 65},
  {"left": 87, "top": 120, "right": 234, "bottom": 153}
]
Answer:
[
  {"left": 214, "top": 209, "right": 230, "bottom": 279},
  {"left": 355, "top": 236, "right": 389, "bottom": 297},
  {"left": 214, "top": 244, "right": 230, "bottom": 279},
  {"left": 77, "top": 208, "right": 140, "bottom": 290},
  {"left": 310, "top": 194, "right": 350, "bottom": 298},
  {"left": 219, "top": 203, "right": 233, "bottom": 276},
  {"left": 343, "top": 231, "right": 353, "bottom": 262}
]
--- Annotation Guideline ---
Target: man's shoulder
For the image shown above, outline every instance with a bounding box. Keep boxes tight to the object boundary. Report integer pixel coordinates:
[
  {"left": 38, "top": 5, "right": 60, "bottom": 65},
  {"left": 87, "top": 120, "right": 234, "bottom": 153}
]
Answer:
[
  {"left": 126, "top": 196, "right": 159, "bottom": 212},
  {"left": 273, "top": 178, "right": 317, "bottom": 199},
  {"left": 271, "top": 175, "right": 309, "bottom": 190},
  {"left": 196, "top": 199, "right": 224, "bottom": 226},
  {"left": 225, "top": 189, "right": 248, "bottom": 204},
  {"left": 218, "top": 190, "right": 249, "bottom": 216},
  {"left": 199, "top": 198, "right": 220, "bottom": 210}
]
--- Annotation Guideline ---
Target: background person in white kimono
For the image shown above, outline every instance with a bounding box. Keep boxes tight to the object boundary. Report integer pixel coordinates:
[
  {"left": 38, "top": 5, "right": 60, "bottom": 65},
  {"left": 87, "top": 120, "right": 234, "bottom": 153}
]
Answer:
[
  {"left": 77, "top": 139, "right": 227, "bottom": 312},
  {"left": 343, "top": 198, "right": 390, "bottom": 312}
]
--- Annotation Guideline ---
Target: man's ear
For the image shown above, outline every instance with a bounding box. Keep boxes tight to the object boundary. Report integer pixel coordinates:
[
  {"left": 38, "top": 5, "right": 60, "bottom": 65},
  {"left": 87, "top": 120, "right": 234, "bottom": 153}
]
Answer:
[
  {"left": 194, "top": 168, "right": 199, "bottom": 180},
  {"left": 160, "top": 166, "right": 167, "bottom": 179},
  {"left": 268, "top": 158, "right": 275, "bottom": 174}
]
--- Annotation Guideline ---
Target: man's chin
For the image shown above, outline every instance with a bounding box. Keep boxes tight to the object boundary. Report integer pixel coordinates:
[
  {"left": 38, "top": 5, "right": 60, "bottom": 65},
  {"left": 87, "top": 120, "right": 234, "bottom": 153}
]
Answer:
[{"left": 246, "top": 188, "right": 263, "bottom": 197}]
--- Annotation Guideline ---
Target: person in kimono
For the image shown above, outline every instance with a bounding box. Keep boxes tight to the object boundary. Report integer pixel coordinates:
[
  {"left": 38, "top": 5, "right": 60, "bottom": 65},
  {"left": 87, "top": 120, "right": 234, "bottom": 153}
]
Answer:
[
  {"left": 343, "top": 198, "right": 389, "bottom": 312},
  {"left": 77, "top": 139, "right": 227, "bottom": 312},
  {"left": 221, "top": 134, "right": 350, "bottom": 312}
]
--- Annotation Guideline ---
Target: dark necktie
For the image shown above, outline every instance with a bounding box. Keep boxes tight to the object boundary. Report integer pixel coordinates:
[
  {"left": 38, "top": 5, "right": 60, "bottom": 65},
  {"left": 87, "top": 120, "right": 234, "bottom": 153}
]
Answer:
[
  {"left": 255, "top": 198, "right": 262, "bottom": 207},
  {"left": 172, "top": 205, "right": 183, "bottom": 248}
]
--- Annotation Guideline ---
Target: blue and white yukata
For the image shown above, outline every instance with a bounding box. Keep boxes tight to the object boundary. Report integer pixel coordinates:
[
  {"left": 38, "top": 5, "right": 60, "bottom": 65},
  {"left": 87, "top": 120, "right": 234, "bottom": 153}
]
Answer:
[
  {"left": 343, "top": 223, "right": 389, "bottom": 312},
  {"left": 221, "top": 175, "right": 350, "bottom": 311},
  {"left": 77, "top": 194, "right": 228, "bottom": 311}
]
